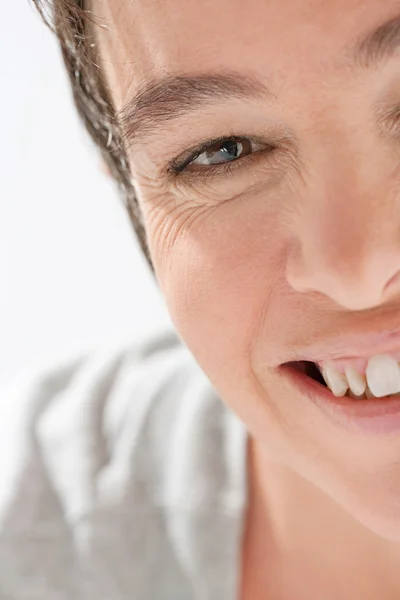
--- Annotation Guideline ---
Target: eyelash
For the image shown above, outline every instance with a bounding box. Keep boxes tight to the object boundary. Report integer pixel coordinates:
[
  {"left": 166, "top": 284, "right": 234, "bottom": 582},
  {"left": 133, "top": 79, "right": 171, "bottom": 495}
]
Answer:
[{"left": 166, "top": 135, "right": 275, "bottom": 179}]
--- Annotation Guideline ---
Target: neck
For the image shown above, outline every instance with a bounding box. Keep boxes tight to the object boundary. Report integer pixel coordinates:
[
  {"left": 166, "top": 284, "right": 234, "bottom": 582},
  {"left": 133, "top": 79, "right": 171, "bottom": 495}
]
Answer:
[{"left": 240, "top": 436, "right": 400, "bottom": 600}]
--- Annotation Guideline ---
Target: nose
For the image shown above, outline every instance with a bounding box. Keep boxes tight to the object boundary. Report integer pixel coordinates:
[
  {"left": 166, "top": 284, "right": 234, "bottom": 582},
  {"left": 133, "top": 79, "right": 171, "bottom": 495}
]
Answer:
[{"left": 286, "top": 174, "right": 400, "bottom": 311}]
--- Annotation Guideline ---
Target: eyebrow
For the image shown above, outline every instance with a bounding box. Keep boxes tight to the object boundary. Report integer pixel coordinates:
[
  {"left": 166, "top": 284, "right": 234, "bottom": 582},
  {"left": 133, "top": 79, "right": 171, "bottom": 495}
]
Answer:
[
  {"left": 118, "top": 13, "right": 400, "bottom": 147},
  {"left": 118, "top": 72, "right": 271, "bottom": 148},
  {"left": 353, "top": 13, "right": 400, "bottom": 68}
]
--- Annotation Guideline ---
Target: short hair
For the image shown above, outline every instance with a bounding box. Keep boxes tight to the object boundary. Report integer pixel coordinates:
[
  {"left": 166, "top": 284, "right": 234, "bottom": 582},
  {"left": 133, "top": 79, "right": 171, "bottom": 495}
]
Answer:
[{"left": 32, "top": 1, "right": 154, "bottom": 274}]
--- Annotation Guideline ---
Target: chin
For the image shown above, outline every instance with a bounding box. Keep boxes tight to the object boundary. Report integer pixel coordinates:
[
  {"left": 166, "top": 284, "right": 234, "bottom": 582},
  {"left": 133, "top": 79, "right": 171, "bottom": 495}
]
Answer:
[
  {"left": 342, "top": 492, "right": 400, "bottom": 542},
  {"left": 357, "top": 512, "right": 400, "bottom": 542}
]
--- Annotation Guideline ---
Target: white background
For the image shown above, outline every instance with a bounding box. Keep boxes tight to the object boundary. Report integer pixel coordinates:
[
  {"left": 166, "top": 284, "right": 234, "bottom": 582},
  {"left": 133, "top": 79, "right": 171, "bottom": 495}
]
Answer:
[{"left": 0, "top": 2, "right": 172, "bottom": 382}]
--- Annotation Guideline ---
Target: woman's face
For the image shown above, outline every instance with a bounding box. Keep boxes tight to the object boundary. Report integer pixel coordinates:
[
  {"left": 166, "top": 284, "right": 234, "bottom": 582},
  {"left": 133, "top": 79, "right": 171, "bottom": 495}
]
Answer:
[{"left": 94, "top": 0, "right": 400, "bottom": 539}]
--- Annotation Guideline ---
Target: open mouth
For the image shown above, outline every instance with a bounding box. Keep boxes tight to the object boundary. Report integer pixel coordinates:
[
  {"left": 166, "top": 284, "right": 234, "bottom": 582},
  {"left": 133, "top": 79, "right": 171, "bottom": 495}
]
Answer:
[
  {"left": 286, "top": 361, "right": 327, "bottom": 386},
  {"left": 280, "top": 360, "right": 400, "bottom": 434},
  {"left": 284, "top": 361, "right": 391, "bottom": 400}
]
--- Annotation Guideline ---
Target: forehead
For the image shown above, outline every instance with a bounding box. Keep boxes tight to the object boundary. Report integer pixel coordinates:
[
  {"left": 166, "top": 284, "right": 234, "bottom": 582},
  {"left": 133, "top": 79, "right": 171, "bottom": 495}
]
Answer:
[{"left": 92, "top": 0, "right": 398, "bottom": 109}]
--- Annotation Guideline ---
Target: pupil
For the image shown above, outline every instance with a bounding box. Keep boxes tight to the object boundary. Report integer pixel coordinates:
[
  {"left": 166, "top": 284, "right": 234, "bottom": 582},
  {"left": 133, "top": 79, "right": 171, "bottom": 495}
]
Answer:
[{"left": 220, "top": 140, "right": 240, "bottom": 159}]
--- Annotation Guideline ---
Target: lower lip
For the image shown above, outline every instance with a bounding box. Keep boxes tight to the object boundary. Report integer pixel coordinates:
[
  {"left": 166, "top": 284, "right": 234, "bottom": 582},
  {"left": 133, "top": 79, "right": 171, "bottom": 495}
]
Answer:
[{"left": 280, "top": 364, "right": 400, "bottom": 435}]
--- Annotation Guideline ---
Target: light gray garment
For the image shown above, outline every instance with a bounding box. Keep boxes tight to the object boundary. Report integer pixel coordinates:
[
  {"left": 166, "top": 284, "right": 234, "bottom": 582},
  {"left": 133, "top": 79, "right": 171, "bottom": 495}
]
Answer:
[{"left": 0, "top": 328, "right": 249, "bottom": 599}]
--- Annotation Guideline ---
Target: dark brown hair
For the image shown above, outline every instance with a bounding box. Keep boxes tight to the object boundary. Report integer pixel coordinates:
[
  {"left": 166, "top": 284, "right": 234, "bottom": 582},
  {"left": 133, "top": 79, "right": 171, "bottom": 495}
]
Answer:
[{"left": 32, "top": 0, "right": 155, "bottom": 275}]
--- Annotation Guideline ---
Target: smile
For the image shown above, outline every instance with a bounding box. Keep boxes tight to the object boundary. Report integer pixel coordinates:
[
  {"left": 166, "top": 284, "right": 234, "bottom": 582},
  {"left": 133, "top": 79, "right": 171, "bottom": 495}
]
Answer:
[{"left": 280, "top": 360, "right": 400, "bottom": 435}]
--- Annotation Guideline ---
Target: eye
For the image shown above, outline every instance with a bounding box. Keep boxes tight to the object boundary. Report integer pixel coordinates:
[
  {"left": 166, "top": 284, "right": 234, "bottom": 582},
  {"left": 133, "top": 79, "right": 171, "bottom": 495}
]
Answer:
[
  {"left": 191, "top": 137, "right": 252, "bottom": 166},
  {"left": 378, "top": 104, "right": 400, "bottom": 137},
  {"left": 169, "top": 135, "right": 271, "bottom": 175}
]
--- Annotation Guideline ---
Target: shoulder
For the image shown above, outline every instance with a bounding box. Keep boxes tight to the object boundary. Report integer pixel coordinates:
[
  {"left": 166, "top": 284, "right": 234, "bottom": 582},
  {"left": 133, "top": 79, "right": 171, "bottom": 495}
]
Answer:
[
  {"left": 0, "top": 329, "right": 248, "bottom": 598},
  {"left": 0, "top": 327, "right": 188, "bottom": 457},
  {"left": 0, "top": 329, "right": 187, "bottom": 512},
  {"left": 0, "top": 328, "right": 246, "bottom": 522}
]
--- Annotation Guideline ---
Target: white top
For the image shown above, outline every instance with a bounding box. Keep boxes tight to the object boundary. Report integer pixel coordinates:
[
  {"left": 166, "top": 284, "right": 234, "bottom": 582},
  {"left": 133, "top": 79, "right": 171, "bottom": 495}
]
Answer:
[{"left": 0, "top": 328, "right": 249, "bottom": 599}]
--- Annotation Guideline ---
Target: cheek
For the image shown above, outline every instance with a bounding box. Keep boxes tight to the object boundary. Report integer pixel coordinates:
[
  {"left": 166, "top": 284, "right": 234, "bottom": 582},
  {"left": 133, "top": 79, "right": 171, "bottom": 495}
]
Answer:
[{"left": 145, "top": 192, "right": 288, "bottom": 390}]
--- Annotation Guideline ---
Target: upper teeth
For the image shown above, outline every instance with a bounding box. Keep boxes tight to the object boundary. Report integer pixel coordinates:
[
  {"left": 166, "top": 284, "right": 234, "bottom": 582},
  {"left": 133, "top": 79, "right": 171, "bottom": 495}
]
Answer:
[{"left": 320, "top": 354, "right": 400, "bottom": 398}]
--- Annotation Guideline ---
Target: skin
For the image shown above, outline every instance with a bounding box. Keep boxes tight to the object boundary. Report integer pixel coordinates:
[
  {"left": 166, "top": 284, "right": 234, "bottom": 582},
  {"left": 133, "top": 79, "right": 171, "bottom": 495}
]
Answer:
[{"left": 91, "top": 0, "right": 400, "bottom": 597}]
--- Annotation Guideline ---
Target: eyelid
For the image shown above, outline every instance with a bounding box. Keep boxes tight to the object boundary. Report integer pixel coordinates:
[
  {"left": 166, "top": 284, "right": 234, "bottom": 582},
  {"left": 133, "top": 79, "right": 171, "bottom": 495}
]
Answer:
[
  {"left": 170, "top": 151, "right": 272, "bottom": 184},
  {"left": 166, "top": 134, "right": 276, "bottom": 176},
  {"left": 377, "top": 104, "right": 400, "bottom": 136}
]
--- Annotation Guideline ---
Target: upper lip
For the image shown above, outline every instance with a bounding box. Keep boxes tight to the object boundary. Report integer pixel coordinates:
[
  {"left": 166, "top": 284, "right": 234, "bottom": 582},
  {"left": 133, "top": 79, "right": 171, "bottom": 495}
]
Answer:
[{"left": 284, "top": 325, "right": 400, "bottom": 364}]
